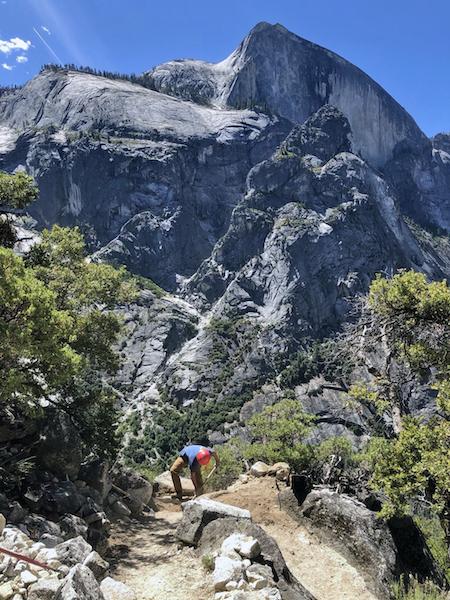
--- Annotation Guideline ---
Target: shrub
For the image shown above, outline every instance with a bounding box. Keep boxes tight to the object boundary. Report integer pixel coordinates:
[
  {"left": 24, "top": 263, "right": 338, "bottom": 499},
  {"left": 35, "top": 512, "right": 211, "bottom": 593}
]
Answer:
[
  {"left": 203, "top": 439, "right": 248, "bottom": 491},
  {"left": 245, "top": 399, "right": 315, "bottom": 472}
]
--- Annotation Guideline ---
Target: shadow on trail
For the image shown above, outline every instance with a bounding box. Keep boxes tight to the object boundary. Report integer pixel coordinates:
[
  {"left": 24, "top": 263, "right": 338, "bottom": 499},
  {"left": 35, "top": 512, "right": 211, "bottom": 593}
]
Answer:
[{"left": 107, "top": 513, "right": 180, "bottom": 572}]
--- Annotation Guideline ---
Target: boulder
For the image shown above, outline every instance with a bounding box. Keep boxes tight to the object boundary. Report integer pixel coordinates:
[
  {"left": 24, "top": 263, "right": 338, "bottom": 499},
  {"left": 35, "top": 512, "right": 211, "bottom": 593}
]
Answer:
[
  {"left": 281, "top": 488, "right": 396, "bottom": 599},
  {"left": 0, "top": 514, "right": 5, "bottom": 535},
  {"left": 250, "top": 462, "right": 270, "bottom": 477},
  {"left": 112, "top": 468, "right": 153, "bottom": 515},
  {"left": 79, "top": 458, "right": 112, "bottom": 502},
  {"left": 58, "top": 515, "right": 88, "bottom": 540},
  {"left": 38, "top": 412, "right": 83, "bottom": 479},
  {"left": 154, "top": 471, "right": 195, "bottom": 497},
  {"left": 267, "top": 463, "right": 290, "bottom": 476},
  {"left": 28, "top": 579, "right": 62, "bottom": 600},
  {"left": 221, "top": 534, "right": 261, "bottom": 560},
  {"left": 55, "top": 536, "right": 92, "bottom": 567},
  {"left": 176, "top": 498, "right": 251, "bottom": 545},
  {"left": 82, "top": 551, "right": 109, "bottom": 581},
  {"left": 56, "top": 564, "right": 104, "bottom": 600},
  {"left": 100, "top": 577, "right": 136, "bottom": 600},
  {"left": 213, "top": 556, "right": 245, "bottom": 591}
]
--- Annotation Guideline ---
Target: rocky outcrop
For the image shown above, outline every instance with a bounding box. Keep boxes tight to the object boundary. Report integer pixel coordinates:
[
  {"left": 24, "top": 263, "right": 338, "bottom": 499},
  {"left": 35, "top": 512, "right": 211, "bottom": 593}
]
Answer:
[
  {"left": 280, "top": 487, "right": 448, "bottom": 599},
  {"left": 0, "top": 68, "right": 288, "bottom": 290},
  {"left": 176, "top": 498, "right": 251, "bottom": 545}
]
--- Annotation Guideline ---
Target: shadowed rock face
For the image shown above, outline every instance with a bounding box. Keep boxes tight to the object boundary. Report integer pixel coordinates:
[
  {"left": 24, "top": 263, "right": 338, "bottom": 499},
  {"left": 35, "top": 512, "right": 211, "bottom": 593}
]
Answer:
[{"left": 0, "top": 69, "right": 290, "bottom": 289}]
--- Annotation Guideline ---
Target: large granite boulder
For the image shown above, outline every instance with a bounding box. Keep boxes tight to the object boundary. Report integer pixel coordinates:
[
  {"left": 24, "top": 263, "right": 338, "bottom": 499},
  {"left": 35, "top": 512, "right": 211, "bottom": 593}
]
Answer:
[
  {"left": 279, "top": 488, "right": 393, "bottom": 599},
  {"left": 176, "top": 498, "right": 251, "bottom": 545}
]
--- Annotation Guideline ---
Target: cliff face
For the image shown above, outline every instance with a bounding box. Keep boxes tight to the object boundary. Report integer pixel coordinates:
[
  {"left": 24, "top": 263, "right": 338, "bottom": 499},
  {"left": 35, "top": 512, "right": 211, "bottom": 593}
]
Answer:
[
  {"left": 0, "top": 69, "right": 289, "bottom": 289},
  {"left": 1, "top": 23, "right": 450, "bottom": 448},
  {"left": 147, "top": 22, "right": 426, "bottom": 168}
]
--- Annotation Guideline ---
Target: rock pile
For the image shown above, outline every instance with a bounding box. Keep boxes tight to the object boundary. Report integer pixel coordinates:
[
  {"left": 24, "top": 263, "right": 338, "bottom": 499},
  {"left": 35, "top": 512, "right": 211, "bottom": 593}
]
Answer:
[
  {"left": 0, "top": 518, "right": 135, "bottom": 600},
  {"left": 177, "top": 498, "right": 315, "bottom": 600},
  {"left": 211, "top": 533, "right": 282, "bottom": 599}
]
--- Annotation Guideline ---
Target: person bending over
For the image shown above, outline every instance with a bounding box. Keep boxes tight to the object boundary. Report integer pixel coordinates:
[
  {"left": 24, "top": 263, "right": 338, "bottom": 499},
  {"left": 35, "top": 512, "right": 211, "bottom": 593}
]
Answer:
[{"left": 170, "top": 443, "right": 219, "bottom": 500}]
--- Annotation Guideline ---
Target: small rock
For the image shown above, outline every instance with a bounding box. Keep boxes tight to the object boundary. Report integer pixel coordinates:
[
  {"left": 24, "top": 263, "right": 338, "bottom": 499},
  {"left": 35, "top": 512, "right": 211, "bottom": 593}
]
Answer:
[
  {"left": 0, "top": 582, "right": 14, "bottom": 600},
  {"left": 111, "top": 501, "right": 131, "bottom": 518},
  {"left": 221, "top": 534, "right": 260, "bottom": 560},
  {"left": 57, "top": 564, "right": 103, "bottom": 599},
  {"left": 20, "top": 570, "right": 38, "bottom": 586},
  {"left": 100, "top": 577, "right": 136, "bottom": 600},
  {"left": 250, "top": 462, "right": 270, "bottom": 477},
  {"left": 246, "top": 564, "right": 273, "bottom": 589},
  {"left": 82, "top": 551, "right": 109, "bottom": 581},
  {"left": 213, "top": 556, "right": 244, "bottom": 592}
]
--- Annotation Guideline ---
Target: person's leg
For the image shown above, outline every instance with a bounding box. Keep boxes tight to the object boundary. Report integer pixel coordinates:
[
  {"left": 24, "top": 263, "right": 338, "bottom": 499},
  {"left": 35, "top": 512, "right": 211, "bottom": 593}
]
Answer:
[
  {"left": 191, "top": 467, "right": 203, "bottom": 496},
  {"left": 170, "top": 456, "right": 186, "bottom": 500}
]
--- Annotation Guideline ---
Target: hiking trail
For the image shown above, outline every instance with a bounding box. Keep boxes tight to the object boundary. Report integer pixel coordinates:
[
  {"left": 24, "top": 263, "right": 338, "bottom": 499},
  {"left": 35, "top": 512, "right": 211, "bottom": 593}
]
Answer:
[{"left": 107, "top": 478, "right": 377, "bottom": 600}]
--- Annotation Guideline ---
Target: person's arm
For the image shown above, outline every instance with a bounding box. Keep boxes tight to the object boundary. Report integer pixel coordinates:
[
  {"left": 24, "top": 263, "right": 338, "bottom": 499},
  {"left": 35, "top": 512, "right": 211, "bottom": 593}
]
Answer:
[{"left": 211, "top": 450, "right": 220, "bottom": 467}]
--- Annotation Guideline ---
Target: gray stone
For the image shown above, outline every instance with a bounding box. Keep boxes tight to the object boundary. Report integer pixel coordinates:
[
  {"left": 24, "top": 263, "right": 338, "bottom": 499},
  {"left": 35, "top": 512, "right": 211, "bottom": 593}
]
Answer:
[
  {"left": 154, "top": 470, "right": 195, "bottom": 497},
  {"left": 28, "top": 579, "right": 62, "bottom": 600},
  {"left": 37, "top": 413, "right": 83, "bottom": 479},
  {"left": 176, "top": 499, "right": 251, "bottom": 545},
  {"left": 55, "top": 536, "right": 92, "bottom": 567},
  {"left": 281, "top": 488, "right": 396, "bottom": 599},
  {"left": 56, "top": 564, "right": 104, "bottom": 600},
  {"left": 221, "top": 534, "right": 261, "bottom": 559},
  {"left": 99, "top": 577, "right": 136, "bottom": 600},
  {"left": 82, "top": 551, "right": 109, "bottom": 581}
]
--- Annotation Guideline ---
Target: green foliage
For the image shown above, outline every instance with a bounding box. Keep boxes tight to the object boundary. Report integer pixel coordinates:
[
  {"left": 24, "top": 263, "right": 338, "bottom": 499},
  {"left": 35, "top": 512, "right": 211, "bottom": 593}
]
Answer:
[
  {"left": 0, "top": 225, "right": 136, "bottom": 458},
  {"left": 0, "top": 171, "right": 38, "bottom": 209},
  {"left": 392, "top": 576, "right": 448, "bottom": 600},
  {"left": 280, "top": 339, "right": 353, "bottom": 389},
  {"left": 203, "top": 439, "right": 248, "bottom": 491},
  {"left": 133, "top": 274, "right": 167, "bottom": 298},
  {"left": 0, "top": 171, "right": 39, "bottom": 247},
  {"left": 365, "top": 271, "right": 450, "bottom": 547},
  {"left": 201, "top": 554, "right": 215, "bottom": 572},
  {"left": 314, "top": 436, "right": 358, "bottom": 470},
  {"left": 245, "top": 399, "right": 315, "bottom": 472},
  {"left": 415, "top": 515, "right": 450, "bottom": 582}
]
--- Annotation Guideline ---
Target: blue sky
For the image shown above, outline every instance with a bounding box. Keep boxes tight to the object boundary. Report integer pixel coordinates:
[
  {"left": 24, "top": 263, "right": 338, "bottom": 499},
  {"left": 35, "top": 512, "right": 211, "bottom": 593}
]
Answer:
[{"left": 0, "top": 0, "right": 449, "bottom": 136}]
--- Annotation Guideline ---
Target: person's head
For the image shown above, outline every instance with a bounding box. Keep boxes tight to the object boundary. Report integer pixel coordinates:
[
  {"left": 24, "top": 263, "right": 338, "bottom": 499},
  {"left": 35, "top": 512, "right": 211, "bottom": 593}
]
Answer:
[{"left": 196, "top": 447, "right": 212, "bottom": 466}]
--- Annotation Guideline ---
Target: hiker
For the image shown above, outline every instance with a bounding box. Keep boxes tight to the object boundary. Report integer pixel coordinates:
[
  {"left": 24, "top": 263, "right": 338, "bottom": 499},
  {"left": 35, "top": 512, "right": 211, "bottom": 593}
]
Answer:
[{"left": 170, "top": 444, "right": 220, "bottom": 500}]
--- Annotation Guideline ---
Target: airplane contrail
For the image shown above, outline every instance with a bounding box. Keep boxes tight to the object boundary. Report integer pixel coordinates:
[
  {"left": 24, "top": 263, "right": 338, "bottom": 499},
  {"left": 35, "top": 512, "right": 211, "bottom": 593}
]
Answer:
[{"left": 33, "top": 26, "right": 62, "bottom": 64}]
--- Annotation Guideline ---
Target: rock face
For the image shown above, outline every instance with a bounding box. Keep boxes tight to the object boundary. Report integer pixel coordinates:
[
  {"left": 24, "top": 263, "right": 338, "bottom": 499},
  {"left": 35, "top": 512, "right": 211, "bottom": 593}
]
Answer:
[
  {"left": 1, "top": 22, "right": 450, "bottom": 461},
  {"left": 147, "top": 22, "right": 425, "bottom": 168}
]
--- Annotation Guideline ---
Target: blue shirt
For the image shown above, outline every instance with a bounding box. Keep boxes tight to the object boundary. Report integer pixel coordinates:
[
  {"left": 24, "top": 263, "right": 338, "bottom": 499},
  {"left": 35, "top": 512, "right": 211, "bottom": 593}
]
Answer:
[{"left": 180, "top": 444, "right": 212, "bottom": 468}]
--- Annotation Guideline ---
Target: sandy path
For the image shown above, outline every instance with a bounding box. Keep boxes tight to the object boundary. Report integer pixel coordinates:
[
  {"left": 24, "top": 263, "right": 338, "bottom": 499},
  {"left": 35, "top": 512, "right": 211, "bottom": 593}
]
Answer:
[
  {"left": 107, "top": 509, "right": 213, "bottom": 600},
  {"left": 213, "top": 479, "right": 377, "bottom": 600}
]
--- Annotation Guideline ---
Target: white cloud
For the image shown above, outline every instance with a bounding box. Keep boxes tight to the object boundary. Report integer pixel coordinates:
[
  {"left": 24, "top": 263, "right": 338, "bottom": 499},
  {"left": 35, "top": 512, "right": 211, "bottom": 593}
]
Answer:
[
  {"left": 16, "top": 55, "right": 28, "bottom": 63},
  {"left": 33, "top": 26, "right": 62, "bottom": 64},
  {"left": 41, "top": 25, "right": 51, "bottom": 35},
  {"left": 1, "top": 62, "right": 13, "bottom": 70},
  {"left": 0, "top": 37, "right": 32, "bottom": 55}
]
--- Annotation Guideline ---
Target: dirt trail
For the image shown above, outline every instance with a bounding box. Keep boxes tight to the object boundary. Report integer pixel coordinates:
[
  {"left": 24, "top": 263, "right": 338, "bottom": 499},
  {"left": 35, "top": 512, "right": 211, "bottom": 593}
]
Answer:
[
  {"left": 108, "top": 479, "right": 377, "bottom": 600},
  {"left": 107, "top": 508, "right": 213, "bottom": 600},
  {"left": 213, "top": 479, "right": 377, "bottom": 600}
]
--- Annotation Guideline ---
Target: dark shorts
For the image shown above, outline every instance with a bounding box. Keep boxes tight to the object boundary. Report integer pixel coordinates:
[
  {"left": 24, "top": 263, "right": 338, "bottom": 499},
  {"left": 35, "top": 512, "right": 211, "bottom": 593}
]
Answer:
[{"left": 180, "top": 452, "right": 200, "bottom": 472}]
